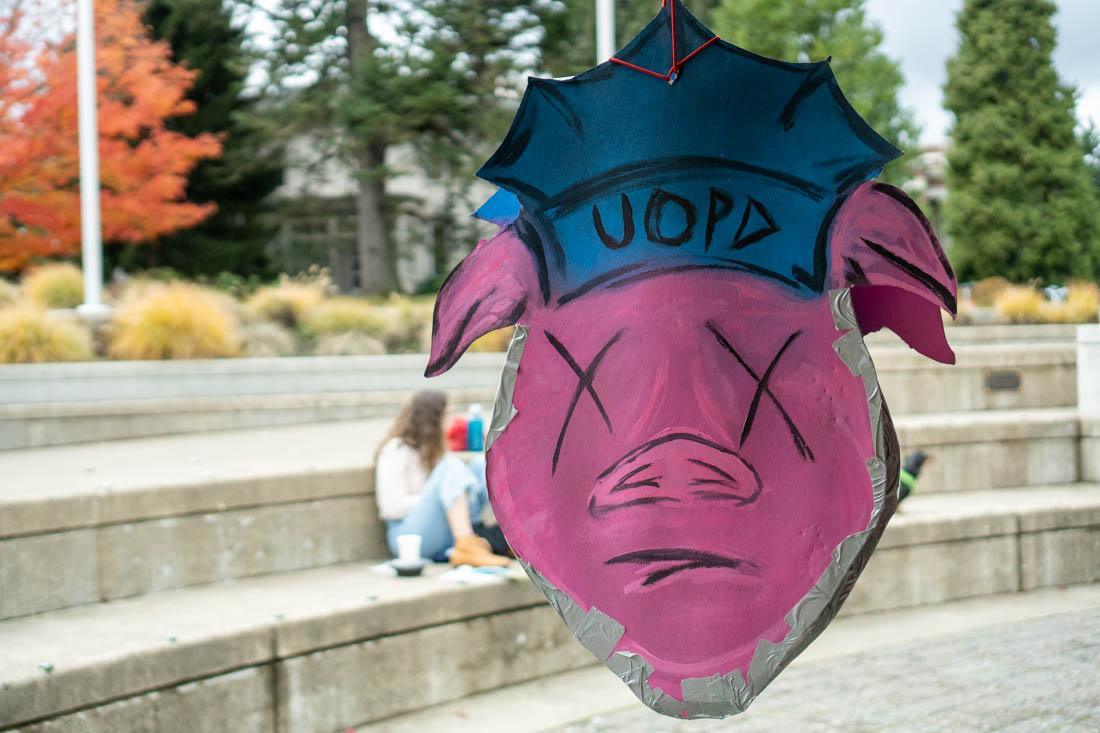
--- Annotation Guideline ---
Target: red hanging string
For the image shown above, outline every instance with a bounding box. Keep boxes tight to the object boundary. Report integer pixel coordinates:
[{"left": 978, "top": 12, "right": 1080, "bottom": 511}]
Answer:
[{"left": 609, "top": 0, "right": 718, "bottom": 82}]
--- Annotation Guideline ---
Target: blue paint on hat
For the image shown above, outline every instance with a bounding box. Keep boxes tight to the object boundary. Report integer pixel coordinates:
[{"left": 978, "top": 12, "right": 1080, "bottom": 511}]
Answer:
[
  {"left": 477, "top": 0, "right": 900, "bottom": 301},
  {"left": 474, "top": 190, "right": 522, "bottom": 226}
]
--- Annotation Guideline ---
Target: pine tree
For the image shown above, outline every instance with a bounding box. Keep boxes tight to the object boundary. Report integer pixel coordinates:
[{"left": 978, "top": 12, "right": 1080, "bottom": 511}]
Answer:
[
  {"left": 254, "top": 0, "right": 544, "bottom": 293},
  {"left": 944, "top": 0, "right": 1099, "bottom": 282},
  {"left": 711, "top": 0, "right": 918, "bottom": 183},
  {"left": 131, "top": 0, "right": 284, "bottom": 278},
  {"left": 539, "top": 0, "right": 721, "bottom": 78}
]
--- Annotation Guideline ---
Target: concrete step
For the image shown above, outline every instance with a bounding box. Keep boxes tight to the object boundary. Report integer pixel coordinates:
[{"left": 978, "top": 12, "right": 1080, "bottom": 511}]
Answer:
[
  {"left": 0, "top": 334, "right": 1079, "bottom": 451},
  {"left": 1084, "top": 417, "right": 1100, "bottom": 483},
  {"left": 874, "top": 341, "right": 1076, "bottom": 414},
  {"left": 892, "top": 408, "right": 1080, "bottom": 494},
  {"left": 0, "top": 563, "right": 590, "bottom": 733},
  {"left": 0, "top": 409, "right": 1085, "bottom": 620},
  {"left": 360, "top": 584, "right": 1100, "bottom": 733},
  {"left": 0, "top": 387, "right": 495, "bottom": 452},
  {"left": 865, "top": 323, "right": 1077, "bottom": 347},
  {"left": 0, "top": 420, "right": 394, "bottom": 620},
  {"left": 845, "top": 484, "right": 1100, "bottom": 613},
  {"left": 2, "top": 485, "right": 1098, "bottom": 732},
  {"left": 0, "top": 354, "right": 502, "bottom": 451}
]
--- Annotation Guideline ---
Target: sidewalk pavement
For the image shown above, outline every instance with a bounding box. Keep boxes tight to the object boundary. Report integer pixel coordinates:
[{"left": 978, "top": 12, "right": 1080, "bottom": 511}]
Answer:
[{"left": 364, "top": 584, "right": 1100, "bottom": 733}]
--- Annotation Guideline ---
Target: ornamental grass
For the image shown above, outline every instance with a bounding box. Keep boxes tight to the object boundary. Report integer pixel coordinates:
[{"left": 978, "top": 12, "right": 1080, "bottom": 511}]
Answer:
[
  {"left": 109, "top": 282, "right": 241, "bottom": 360},
  {"left": 468, "top": 327, "right": 515, "bottom": 353},
  {"left": 0, "top": 279, "right": 19, "bottom": 307},
  {"left": 246, "top": 276, "right": 327, "bottom": 328},
  {"left": 993, "top": 285, "right": 1045, "bottom": 323},
  {"left": 1041, "top": 281, "right": 1100, "bottom": 323},
  {"left": 22, "top": 263, "right": 84, "bottom": 309},
  {"left": 0, "top": 305, "right": 94, "bottom": 363},
  {"left": 301, "top": 297, "right": 388, "bottom": 338}
]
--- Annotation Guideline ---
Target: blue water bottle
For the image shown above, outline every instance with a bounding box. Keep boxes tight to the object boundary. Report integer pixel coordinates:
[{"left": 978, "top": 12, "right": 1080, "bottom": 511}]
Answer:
[{"left": 466, "top": 404, "right": 484, "bottom": 452}]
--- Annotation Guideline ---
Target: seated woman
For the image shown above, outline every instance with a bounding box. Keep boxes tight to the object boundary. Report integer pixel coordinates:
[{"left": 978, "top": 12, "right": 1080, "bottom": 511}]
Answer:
[{"left": 374, "top": 390, "right": 510, "bottom": 567}]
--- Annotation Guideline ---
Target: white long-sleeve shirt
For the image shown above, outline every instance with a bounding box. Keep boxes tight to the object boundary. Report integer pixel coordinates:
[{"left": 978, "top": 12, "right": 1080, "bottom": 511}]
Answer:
[{"left": 375, "top": 438, "right": 429, "bottom": 520}]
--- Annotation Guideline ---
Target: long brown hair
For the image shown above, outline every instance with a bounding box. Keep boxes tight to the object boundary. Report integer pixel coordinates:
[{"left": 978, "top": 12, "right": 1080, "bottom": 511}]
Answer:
[{"left": 377, "top": 390, "right": 447, "bottom": 471}]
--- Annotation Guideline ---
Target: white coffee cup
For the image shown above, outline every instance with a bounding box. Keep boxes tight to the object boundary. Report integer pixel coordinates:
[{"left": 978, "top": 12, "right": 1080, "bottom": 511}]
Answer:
[{"left": 396, "top": 534, "right": 422, "bottom": 564}]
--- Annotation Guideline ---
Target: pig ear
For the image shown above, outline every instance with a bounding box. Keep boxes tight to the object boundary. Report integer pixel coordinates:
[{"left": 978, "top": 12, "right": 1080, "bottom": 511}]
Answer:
[
  {"left": 828, "top": 182, "right": 958, "bottom": 364},
  {"left": 425, "top": 223, "right": 540, "bottom": 377}
]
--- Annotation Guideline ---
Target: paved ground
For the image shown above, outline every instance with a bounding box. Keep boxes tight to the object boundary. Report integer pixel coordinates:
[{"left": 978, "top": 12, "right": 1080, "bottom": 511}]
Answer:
[
  {"left": 550, "top": 607, "right": 1100, "bottom": 733},
  {"left": 365, "top": 585, "right": 1100, "bottom": 733}
]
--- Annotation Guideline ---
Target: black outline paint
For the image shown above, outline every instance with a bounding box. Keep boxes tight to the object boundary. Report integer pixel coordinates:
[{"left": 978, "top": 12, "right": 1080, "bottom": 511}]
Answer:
[
  {"left": 643, "top": 188, "right": 697, "bottom": 246},
  {"left": 705, "top": 322, "right": 814, "bottom": 461},
  {"left": 870, "top": 182, "right": 956, "bottom": 284},
  {"left": 605, "top": 547, "right": 758, "bottom": 585},
  {"left": 546, "top": 329, "right": 624, "bottom": 473},
  {"left": 862, "top": 237, "right": 958, "bottom": 314},
  {"left": 732, "top": 196, "right": 780, "bottom": 250},
  {"left": 705, "top": 187, "right": 734, "bottom": 251},
  {"left": 592, "top": 194, "right": 635, "bottom": 249}
]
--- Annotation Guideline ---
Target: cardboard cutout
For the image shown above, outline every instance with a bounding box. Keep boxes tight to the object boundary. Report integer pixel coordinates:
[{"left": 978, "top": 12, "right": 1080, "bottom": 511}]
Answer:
[{"left": 427, "top": 1, "right": 956, "bottom": 718}]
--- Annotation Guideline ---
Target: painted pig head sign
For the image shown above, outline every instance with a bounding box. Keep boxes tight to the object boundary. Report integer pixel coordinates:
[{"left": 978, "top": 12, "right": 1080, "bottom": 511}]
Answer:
[{"left": 427, "top": 1, "right": 956, "bottom": 719}]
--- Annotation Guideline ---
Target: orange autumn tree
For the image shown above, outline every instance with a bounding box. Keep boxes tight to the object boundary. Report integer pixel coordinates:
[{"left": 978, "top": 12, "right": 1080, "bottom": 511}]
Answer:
[{"left": 0, "top": 0, "right": 221, "bottom": 271}]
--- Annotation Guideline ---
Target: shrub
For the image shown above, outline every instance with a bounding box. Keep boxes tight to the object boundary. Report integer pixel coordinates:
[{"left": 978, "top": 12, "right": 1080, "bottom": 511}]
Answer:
[
  {"left": 240, "top": 321, "right": 298, "bottom": 357},
  {"left": 313, "top": 332, "right": 386, "bottom": 356},
  {"left": 301, "top": 298, "right": 388, "bottom": 338},
  {"left": 0, "top": 305, "right": 94, "bottom": 363},
  {"left": 993, "top": 285, "right": 1044, "bottom": 323},
  {"left": 109, "top": 282, "right": 241, "bottom": 360},
  {"left": 0, "top": 279, "right": 19, "bottom": 307},
  {"left": 468, "top": 327, "right": 515, "bottom": 353},
  {"left": 1063, "top": 282, "right": 1100, "bottom": 322},
  {"left": 22, "top": 263, "right": 84, "bottom": 309},
  {"left": 376, "top": 295, "right": 433, "bottom": 352},
  {"left": 968, "top": 276, "right": 1010, "bottom": 307},
  {"left": 1041, "top": 281, "right": 1100, "bottom": 323},
  {"left": 247, "top": 279, "right": 326, "bottom": 328}
]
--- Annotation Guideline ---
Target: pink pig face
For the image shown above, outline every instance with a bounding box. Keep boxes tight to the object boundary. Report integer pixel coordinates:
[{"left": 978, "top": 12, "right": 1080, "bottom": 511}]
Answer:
[
  {"left": 428, "top": 181, "right": 956, "bottom": 717},
  {"left": 487, "top": 270, "right": 875, "bottom": 692}
]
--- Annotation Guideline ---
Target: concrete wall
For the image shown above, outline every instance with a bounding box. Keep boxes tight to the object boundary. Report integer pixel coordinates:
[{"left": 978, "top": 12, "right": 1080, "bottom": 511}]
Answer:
[
  {"left": 875, "top": 343, "right": 1076, "bottom": 414},
  {"left": 0, "top": 354, "right": 506, "bottom": 405},
  {"left": 0, "top": 333, "right": 1078, "bottom": 452},
  {"left": 0, "top": 388, "right": 495, "bottom": 451},
  {"left": 1079, "top": 326, "right": 1100, "bottom": 483}
]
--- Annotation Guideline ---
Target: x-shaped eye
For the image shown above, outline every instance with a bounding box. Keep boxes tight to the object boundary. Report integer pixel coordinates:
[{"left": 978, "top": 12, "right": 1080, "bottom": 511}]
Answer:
[
  {"left": 705, "top": 321, "right": 814, "bottom": 462},
  {"left": 545, "top": 329, "right": 624, "bottom": 474}
]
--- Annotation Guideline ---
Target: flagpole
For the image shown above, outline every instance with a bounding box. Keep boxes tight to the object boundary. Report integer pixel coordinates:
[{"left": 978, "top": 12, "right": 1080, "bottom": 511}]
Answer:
[
  {"left": 76, "top": 0, "right": 108, "bottom": 317},
  {"left": 596, "top": 0, "right": 615, "bottom": 63}
]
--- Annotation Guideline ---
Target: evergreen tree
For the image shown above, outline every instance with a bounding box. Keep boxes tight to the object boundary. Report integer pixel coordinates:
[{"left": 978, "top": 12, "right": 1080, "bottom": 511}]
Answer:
[
  {"left": 711, "top": 0, "right": 918, "bottom": 183},
  {"left": 944, "top": 0, "right": 1099, "bottom": 282},
  {"left": 132, "top": 0, "right": 284, "bottom": 278},
  {"left": 540, "top": 0, "right": 720, "bottom": 78},
  {"left": 254, "top": 0, "right": 543, "bottom": 292},
  {"left": 1082, "top": 122, "right": 1100, "bottom": 192}
]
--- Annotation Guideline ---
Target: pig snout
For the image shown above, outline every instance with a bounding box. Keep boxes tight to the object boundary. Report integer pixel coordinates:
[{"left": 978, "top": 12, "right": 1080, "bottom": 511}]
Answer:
[{"left": 588, "top": 432, "right": 762, "bottom": 518}]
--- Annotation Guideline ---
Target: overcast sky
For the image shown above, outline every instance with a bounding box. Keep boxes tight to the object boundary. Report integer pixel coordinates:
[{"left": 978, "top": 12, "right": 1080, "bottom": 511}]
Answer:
[{"left": 865, "top": 0, "right": 1100, "bottom": 145}]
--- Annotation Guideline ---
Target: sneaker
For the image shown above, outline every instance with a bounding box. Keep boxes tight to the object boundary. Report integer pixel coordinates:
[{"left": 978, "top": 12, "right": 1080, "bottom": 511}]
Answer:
[{"left": 450, "top": 535, "right": 511, "bottom": 568}]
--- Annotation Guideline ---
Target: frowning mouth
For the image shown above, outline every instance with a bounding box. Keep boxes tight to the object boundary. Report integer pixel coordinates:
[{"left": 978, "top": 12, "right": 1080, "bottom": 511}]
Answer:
[{"left": 606, "top": 548, "right": 759, "bottom": 586}]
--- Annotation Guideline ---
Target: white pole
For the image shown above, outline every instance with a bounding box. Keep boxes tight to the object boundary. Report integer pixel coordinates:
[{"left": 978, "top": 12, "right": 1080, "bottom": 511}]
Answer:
[
  {"left": 76, "top": 0, "right": 108, "bottom": 317},
  {"left": 596, "top": 0, "right": 615, "bottom": 64}
]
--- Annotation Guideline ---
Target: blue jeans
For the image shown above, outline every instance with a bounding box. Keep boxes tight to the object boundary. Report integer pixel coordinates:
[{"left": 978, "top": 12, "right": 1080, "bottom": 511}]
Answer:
[{"left": 385, "top": 455, "right": 488, "bottom": 562}]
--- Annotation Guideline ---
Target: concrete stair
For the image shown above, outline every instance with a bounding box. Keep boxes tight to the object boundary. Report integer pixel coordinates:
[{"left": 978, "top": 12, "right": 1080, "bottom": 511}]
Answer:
[
  {"left": 0, "top": 328, "right": 1077, "bottom": 451},
  {"left": 0, "top": 564, "right": 590, "bottom": 732},
  {"left": 875, "top": 341, "right": 1076, "bottom": 414},
  {"left": 1, "top": 324, "right": 1096, "bottom": 731},
  {"left": 0, "top": 409, "right": 1084, "bottom": 621},
  {"left": 1, "top": 485, "right": 1098, "bottom": 732},
  {"left": 0, "top": 388, "right": 495, "bottom": 453},
  {"left": 359, "top": 584, "right": 1100, "bottom": 733},
  {"left": 893, "top": 408, "right": 1080, "bottom": 493}
]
